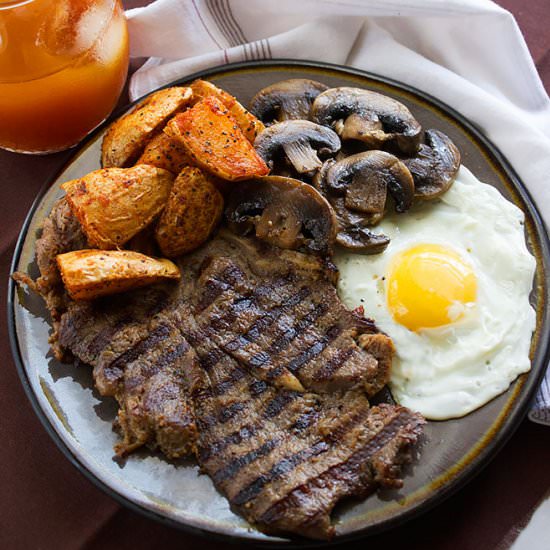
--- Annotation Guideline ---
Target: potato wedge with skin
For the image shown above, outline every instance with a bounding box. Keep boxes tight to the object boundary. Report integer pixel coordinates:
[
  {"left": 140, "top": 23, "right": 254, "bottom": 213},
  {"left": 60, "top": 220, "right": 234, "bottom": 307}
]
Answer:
[
  {"left": 57, "top": 250, "right": 180, "bottom": 300},
  {"left": 156, "top": 166, "right": 224, "bottom": 256},
  {"left": 136, "top": 131, "right": 192, "bottom": 174},
  {"left": 102, "top": 87, "right": 192, "bottom": 168},
  {"left": 165, "top": 96, "right": 269, "bottom": 182},
  {"left": 190, "top": 79, "right": 265, "bottom": 142},
  {"left": 62, "top": 165, "right": 174, "bottom": 250}
]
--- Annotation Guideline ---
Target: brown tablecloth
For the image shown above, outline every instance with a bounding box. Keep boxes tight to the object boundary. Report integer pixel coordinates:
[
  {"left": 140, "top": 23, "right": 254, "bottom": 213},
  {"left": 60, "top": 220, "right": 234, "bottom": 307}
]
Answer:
[{"left": 1, "top": 2, "right": 549, "bottom": 548}]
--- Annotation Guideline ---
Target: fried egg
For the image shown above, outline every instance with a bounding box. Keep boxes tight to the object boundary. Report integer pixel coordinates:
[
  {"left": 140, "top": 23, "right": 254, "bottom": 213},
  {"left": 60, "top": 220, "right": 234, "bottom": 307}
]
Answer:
[{"left": 335, "top": 166, "right": 536, "bottom": 420}]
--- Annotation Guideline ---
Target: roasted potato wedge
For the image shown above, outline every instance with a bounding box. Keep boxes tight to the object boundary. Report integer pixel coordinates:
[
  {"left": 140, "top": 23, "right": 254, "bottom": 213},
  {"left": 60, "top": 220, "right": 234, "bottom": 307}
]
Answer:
[
  {"left": 57, "top": 249, "right": 180, "bottom": 300},
  {"left": 165, "top": 96, "right": 269, "bottom": 181},
  {"left": 190, "top": 79, "right": 265, "bottom": 142},
  {"left": 155, "top": 166, "right": 224, "bottom": 256},
  {"left": 102, "top": 87, "right": 192, "bottom": 168},
  {"left": 136, "top": 131, "right": 192, "bottom": 174},
  {"left": 62, "top": 165, "right": 174, "bottom": 250}
]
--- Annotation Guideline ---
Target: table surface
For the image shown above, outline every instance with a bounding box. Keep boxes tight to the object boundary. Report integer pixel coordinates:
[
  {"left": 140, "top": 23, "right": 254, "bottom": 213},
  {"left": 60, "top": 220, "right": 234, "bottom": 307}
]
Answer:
[{"left": 2, "top": 2, "right": 549, "bottom": 549}]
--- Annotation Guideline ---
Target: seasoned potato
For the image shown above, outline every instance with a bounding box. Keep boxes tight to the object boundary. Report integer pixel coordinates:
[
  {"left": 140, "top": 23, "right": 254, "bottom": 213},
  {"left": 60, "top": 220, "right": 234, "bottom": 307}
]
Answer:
[
  {"left": 165, "top": 96, "right": 269, "bottom": 181},
  {"left": 155, "top": 166, "right": 223, "bottom": 256},
  {"left": 102, "top": 87, "right": 192, "bottom": 168},
  {"left": 57, "top": 249, "right": 180, "bottom": 300},
  {"left": 62, "top": 165, "right": 174, "bottom": 250},
  {"left": 190, "top": 79, "right": 265, "bottom": 142},
  {"left": 136, "top": 131, "right": 192, "bottom": 174}
]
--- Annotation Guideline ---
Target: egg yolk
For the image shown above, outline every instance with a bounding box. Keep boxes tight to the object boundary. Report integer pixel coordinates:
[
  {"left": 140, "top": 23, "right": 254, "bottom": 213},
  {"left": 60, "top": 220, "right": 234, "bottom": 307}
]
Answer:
[{"left": 386, "top": 244, "right": 477, "bottom": 331}]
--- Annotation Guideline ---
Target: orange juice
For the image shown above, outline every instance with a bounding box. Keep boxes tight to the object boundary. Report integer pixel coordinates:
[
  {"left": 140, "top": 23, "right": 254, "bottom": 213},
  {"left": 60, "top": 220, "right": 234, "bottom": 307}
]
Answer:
[{"left": 0, "top": 0, "right": 129, "bottom": 153}]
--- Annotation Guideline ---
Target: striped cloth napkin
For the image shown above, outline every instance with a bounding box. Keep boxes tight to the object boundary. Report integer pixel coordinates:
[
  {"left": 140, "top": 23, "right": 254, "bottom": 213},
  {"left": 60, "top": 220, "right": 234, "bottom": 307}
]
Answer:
[{"left": 126, "top": 0, "right": 550, "bottom": 425}]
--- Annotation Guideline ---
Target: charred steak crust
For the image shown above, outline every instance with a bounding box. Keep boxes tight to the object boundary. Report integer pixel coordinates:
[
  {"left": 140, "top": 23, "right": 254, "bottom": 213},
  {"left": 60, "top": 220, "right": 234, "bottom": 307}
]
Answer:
[{"left": 23, "top": 202, "right": 424, "bottom": 540}]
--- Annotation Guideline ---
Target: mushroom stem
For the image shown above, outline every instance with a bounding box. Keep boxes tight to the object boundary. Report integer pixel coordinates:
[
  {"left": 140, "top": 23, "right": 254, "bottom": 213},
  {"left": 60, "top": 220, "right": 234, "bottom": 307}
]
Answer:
[
  {"left": 254, "top": 120, "right": 340, "bottom": 177},
  {"left": 283, "top": 140, "right": 323, "bottom": 174},
  {"left": 346, "top": 173, "right": 387, "bottom": 214}
]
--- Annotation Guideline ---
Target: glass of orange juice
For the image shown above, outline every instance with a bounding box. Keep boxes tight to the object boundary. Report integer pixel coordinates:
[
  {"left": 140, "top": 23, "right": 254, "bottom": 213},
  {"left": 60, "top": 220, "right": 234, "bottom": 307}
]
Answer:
[{"left": 0, "top": 0, "right": 129, "bottom": 153}]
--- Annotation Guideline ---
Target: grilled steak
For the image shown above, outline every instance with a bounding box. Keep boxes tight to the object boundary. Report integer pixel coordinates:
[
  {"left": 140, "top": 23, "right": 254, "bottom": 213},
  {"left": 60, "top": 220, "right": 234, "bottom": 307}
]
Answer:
[
  {"left": 11, "top": 198, "right": 88, "bottom": 360},
  {"left": 186, "top": 316, "right": 423, "bottom": 539},
  {"left": 60, "top": 295, "right": 198, "bottom": 458},
  {"left": 35, "top": 198, "right": 89, "bottom": 295},
  {"left": 21, "top": 199, "right": 424, "bottom": 539},
  {"left": 192, "top": 234, "right": 394, "bottom": 395}
]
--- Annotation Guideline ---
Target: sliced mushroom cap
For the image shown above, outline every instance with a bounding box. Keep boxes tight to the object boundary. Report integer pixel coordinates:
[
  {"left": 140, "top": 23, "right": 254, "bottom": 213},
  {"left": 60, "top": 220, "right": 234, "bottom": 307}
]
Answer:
[
  {"left": 325, "top": 150, "right": 415, "bottom": 213},
  {"left": 254, "top": 120, "right": 340, "bottom": 175},
  {"left": 402, "top": 129, "right": 461, "bottom": 199},
  {"left": 336, "top": 226, "right": 390, "bottom": 254},
  {"left": 225, "top": 175, "right": 337, "bottom": 255},
  {"left": 249, "top": 79, "right": 329, "bottom": 124},
  {"left": 314, "top": 152, "right": 415, "bottom": 254},
  {"left": 311, "top": 87, "right": 422, "bottom": 155}
]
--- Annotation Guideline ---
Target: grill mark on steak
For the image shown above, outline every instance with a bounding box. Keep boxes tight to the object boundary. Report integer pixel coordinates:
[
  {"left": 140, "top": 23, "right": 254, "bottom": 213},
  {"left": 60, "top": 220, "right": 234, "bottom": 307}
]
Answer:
[
  {"left": 109, "top": 324, "right": 171, "bottom": 370},
  {"left": 218, "top": 401, "right": 246, "bottom": 423},
  {"left": 210, "top": 261, "right": 246, "bottom": 286},
  {"left": 213, "top": 438, "right": 281, "bottom": 484},
  {"left": 226, "top": 405, "right": 371, "bottom": 506},
  {"left": 232, "top": 441, "right": 331, "bottom": 506},
  {"left": 183, "top": 329, "right": 226, "bottom": 373},
  {"left": 213, "top": 377, "right": 294, "bottom": 429},
  {"left": 224, "top": 287, "right": 311, "bottom": 352},
  {"left": 154, "top": 340, "right": 191, "bottom": 370},
  {"left": 263, "top": 392, "right": 299, "bottom": 419},
  {"left": 87, "top": 316, "right": 133, "bottom": 357},
  {"left": 199, "top": 348, "right": 224, "bottom": 372},
  {"left": 199, "top": 424, "right": 258, "bottom": 463},
  {"left": 258, "top": 409, "right": 421, "bottom": 528},
  {"left": 313, "top": 347, "right": 355, "bottom": 381},
  {"left": 209, "top": 296, "right": 259, "bottom": 331},
  {"left": 212, "top": 366, "right": 248, "bottom": 396},
  {"left": 123, "top": 339, "right": 191, "bottom": 393},
  {"left": 196, "top": 278, "right": 231, "bottom": 312},
  {"left": 196, "top": 262, "right": 248, "bottom": 313},
  {"left": 266, "top": 301, "right": 329, "bottom": 357},
  {"left": 286, "top": 324, "right": 342, "bottom": 373},
  {"left": 291, "top": 408, "right": 320, "bottom": 433},
  {"left": 196, "top": 413, "right": 216, "bottom": 430},
  {"left": 199, "top": 390, "right": 305, "bottom": 466},
  {"left": 249, "top": 379, "right": 269, "bottom": 396}
]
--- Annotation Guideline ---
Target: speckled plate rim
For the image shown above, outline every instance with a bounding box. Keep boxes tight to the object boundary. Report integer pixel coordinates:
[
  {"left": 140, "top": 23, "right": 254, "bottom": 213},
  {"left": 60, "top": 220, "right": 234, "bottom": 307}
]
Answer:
[{"left": 7, "top": 60, "right": 550, "bottom": 547}]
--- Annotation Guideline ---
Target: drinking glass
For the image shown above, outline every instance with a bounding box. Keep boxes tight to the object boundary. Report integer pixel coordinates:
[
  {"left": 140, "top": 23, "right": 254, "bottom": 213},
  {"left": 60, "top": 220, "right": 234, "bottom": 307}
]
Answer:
[{"left": 0, "top": 0, "right": 129, "bottom": 153}]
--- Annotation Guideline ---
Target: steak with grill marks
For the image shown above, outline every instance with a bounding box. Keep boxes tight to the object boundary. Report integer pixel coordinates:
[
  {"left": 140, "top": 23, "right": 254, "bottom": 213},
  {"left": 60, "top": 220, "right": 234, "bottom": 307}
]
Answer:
[
  {"left": 190, "top": 345, "right": 423, "bottom": 539},
  {"left": 59, "top": 291, "right": 199, "bottom": 458},
  {"left": 22, "top": 200, "right": 425, "bottom": 539},
  {"left": 193, "top": 245, "right": 393, "bottom": 395}
]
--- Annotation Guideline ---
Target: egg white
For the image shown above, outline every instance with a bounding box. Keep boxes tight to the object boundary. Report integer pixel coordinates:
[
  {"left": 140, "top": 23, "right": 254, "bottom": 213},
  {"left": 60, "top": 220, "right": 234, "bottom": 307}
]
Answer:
[{"left": 335, "top": 166, "right": 536, "bottom": 420}]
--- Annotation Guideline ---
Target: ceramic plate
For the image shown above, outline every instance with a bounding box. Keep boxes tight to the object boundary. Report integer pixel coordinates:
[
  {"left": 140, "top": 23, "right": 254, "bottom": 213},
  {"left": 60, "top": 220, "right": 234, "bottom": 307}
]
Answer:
[{"left": 8, "top": 61, "right": 550, "bottom": 545}]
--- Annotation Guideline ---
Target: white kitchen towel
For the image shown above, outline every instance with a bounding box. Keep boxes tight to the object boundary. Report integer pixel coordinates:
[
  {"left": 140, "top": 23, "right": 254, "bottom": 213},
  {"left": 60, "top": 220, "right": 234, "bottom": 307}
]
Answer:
[{"left": 126, "top": 0, "right": 550, "bottom": 425}]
